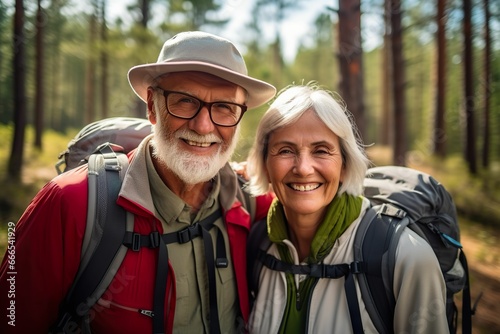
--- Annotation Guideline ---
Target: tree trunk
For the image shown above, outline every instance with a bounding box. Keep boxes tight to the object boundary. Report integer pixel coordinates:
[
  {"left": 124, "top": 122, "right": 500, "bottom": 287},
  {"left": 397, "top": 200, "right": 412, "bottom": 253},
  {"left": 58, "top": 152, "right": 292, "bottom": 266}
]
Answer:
[
  {"left": 381, "top": 0, "right": 392, "bottom": 146},
  {"left": 482, "top": 0, "right": 491, "bottom": 168},
  {"left": 433, "top": 0, "right": 447, "bottom": 157},
  {"left": 100, "top": 0, "right": 108, "bottom": 119},
  {"left": 390, "top": 0, "right": 406, "bottom": 166},
  {"left": 85, "top": 2, "right": 98, "bottom": 124},
  {"left": 463, "top": 0, "right": 476, "bottom": 174},
  {"left": 8, "top": 0, "right": 27, "bottom": 180},
  {"left": 337, "top": 0, "right": 365, "bottom": 141},
  {"left": 34, "top": 0, "right": 44, "bottom": 149},
  {"left": 141, "top": 0, "right": 149, "bottom": 27},
  {"left": 133, "top": 0, "right": 150, "bottom": 118},
  {"left": 272, "top": 35, "right": 284, "bottom": 86}
]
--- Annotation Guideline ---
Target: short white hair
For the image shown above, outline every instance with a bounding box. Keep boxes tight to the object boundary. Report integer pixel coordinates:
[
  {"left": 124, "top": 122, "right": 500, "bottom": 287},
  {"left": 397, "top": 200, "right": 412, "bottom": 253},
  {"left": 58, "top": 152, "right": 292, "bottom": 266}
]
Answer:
[{"left": 247, "top": 83, "right": 370, "bottom": 196}]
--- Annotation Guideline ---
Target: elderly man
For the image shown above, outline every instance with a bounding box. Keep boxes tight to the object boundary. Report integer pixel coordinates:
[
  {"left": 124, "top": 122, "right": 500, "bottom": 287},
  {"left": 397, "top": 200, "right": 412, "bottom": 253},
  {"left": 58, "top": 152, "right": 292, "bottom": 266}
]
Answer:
[{"left": 0, "top": 31, "right": 276, "bottom": 334}]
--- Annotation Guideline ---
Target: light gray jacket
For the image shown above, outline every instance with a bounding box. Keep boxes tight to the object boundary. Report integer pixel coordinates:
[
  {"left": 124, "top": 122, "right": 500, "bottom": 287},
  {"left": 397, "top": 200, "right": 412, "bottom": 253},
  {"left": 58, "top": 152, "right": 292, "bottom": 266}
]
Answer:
[{"left": 248, "top": 198, "right": 450, "bottom": 334}]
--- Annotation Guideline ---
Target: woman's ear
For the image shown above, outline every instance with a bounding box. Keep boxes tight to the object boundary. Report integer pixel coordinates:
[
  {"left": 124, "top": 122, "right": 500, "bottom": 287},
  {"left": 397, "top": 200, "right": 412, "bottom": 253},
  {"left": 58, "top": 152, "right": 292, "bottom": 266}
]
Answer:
[{"left": 147, "top": 87, "right": 157, "bottom": 125}]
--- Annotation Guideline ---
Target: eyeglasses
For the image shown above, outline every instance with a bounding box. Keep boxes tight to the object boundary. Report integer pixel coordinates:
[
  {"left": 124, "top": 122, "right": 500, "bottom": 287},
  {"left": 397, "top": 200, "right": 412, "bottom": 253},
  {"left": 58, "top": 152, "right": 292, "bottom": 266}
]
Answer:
[{"left": 156, "top": 88, "right": 248, "bottom": 127}]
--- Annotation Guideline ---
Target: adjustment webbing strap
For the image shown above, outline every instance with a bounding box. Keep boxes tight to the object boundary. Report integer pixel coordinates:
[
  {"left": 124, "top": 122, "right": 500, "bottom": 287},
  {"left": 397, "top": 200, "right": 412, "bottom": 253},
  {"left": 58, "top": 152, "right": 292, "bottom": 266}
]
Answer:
[
  {"left": 123, "top": 211, "right": 222, "bottom": 249},
  {"left": 124, "top": 210, "right": 223, "bottom": 334},
  {"left": 345, "top": 272, "right": 364, "bottom": 334},
  {"left": 259, "top": 251, "right": 366, "bottom": 333},
  {"left": 258, "top": 251, "right": 351, "bottom": 279},
  {"left": 201, "top": 224, "right": 222, "bottom": 334}
]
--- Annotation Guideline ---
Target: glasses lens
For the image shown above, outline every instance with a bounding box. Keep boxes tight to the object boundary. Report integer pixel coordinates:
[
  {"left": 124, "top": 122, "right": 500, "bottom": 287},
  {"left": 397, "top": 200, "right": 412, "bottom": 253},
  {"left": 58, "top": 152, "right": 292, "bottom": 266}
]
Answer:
[
  {"left": 210, "top": 102, "right": 243, "bottom": 126},
  {"left": 166, "top": 92, "right": 200, "bottom": 118}
]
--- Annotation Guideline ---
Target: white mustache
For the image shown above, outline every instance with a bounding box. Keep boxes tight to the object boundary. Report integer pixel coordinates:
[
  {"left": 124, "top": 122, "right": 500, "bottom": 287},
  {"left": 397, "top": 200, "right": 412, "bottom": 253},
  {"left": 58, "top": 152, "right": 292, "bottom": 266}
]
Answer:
[{"left": 175, "top": 129, "right": 222, "bottom": 145}]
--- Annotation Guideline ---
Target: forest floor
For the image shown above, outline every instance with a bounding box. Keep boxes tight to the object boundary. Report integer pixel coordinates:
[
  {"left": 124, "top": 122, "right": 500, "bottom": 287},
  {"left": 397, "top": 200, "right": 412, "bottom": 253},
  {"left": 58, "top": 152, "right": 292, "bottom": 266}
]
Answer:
[{"left": 459, "top": 223, "right": 500, "bottom": 334}]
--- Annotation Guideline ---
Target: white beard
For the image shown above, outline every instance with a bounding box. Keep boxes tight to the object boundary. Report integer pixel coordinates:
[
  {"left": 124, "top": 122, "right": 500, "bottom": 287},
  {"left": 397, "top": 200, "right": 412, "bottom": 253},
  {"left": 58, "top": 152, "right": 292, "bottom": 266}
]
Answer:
[{"left": 150, "top": 94, "right": 240, "bottom": 185}]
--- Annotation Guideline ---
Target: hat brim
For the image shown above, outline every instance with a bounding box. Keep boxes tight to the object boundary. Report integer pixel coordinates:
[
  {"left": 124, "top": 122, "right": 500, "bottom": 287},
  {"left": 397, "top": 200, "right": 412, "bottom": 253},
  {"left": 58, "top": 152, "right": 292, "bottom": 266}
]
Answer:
[{"left": 128, "top": 61, "right": 276, "bottom": 109}]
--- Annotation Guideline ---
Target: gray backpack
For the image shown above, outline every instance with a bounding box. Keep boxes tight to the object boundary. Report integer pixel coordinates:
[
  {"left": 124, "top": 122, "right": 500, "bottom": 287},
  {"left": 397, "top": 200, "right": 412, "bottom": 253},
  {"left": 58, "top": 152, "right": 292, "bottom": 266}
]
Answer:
[
  {"left": 52, "top": 117, "right": 152, "bottom": 333},
  {"left": 55, "top": 117, "right": 153, "bottom": 174}
]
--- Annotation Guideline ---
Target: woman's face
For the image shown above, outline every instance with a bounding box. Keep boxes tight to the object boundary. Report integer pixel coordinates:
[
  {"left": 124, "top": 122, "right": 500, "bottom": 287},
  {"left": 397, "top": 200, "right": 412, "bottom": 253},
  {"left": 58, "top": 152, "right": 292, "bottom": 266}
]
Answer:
[{"left": 265, "top": 109, "right": 345, "bottom": 222}]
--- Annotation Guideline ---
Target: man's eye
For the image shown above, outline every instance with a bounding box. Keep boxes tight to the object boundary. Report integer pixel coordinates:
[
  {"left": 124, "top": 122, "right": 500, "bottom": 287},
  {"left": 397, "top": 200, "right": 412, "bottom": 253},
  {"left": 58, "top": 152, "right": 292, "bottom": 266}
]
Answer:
[
  {"left": 179, "top": 97, "right": 197, "bottom": 104},
  {"left": 214, "top": 103, "right": 237, "bottom": 113}
]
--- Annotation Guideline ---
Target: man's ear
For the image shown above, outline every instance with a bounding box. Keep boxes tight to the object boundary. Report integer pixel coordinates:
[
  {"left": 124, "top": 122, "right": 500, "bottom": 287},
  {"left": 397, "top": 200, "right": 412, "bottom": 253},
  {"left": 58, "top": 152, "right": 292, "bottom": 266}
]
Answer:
[{"left": 147, "top": 87, "right": 157, "bottom": 125}]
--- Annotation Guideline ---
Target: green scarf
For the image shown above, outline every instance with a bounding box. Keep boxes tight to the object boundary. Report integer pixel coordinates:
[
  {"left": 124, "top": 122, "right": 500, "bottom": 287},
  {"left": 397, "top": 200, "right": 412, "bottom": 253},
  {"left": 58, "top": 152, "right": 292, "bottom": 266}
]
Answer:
[{"left": 267, "top": 193, "right": 363, "bottom": 334}]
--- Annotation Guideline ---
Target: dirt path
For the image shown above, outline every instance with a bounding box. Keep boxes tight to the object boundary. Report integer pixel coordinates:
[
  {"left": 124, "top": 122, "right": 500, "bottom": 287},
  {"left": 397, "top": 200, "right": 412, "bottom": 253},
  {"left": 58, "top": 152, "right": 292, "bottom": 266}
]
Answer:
[{"left": 460, "top": 230, "right": 500, "bottom": 334}]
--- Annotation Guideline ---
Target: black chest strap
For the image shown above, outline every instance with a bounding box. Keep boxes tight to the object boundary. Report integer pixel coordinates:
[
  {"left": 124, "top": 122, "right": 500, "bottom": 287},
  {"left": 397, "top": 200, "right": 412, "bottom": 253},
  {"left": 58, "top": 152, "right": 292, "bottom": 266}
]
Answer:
[
  {"left": 258, "top": 250, "right": 365, "bottom": 334},
  {"left": 123, "top": 210, "right": 224, "bottom": 334}
]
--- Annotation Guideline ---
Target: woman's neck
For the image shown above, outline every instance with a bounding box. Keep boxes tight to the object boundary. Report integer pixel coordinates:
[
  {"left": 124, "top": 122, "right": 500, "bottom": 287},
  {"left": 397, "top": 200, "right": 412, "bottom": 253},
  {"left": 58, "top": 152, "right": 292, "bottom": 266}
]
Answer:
[{"left": 286, "top": 215, "right": 323, "bottom": 262}]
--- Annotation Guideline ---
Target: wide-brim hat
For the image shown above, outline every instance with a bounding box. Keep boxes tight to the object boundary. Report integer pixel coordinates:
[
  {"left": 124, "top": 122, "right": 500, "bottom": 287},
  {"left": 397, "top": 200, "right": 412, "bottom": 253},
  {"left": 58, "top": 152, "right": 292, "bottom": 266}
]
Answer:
[{"left": 128, "top": 31, "right": 276, "bottom": 109}]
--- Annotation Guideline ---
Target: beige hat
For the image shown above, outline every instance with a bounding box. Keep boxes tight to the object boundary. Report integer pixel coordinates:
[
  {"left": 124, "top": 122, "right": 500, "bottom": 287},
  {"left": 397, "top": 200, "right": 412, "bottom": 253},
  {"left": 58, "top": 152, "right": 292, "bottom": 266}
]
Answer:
[{"left": 128, "top": 31, "right": 276, "bottom": 109}]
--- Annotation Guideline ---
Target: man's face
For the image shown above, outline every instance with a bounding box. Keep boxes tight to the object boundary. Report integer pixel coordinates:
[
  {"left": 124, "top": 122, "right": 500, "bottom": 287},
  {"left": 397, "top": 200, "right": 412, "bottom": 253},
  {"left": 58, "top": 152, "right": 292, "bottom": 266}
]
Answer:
[{"left": 147, "top": 71, "right": 246, "bottom": 185}]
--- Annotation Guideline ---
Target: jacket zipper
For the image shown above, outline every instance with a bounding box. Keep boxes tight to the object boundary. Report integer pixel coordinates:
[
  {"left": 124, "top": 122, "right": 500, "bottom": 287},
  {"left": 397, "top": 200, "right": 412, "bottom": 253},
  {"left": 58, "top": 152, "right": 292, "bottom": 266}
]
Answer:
[
  {"left": 97, "top": 298, "right": 154, "bottom": 318},
  {"left": 303, "top": 279, "right": 320, "bottom": 334}
]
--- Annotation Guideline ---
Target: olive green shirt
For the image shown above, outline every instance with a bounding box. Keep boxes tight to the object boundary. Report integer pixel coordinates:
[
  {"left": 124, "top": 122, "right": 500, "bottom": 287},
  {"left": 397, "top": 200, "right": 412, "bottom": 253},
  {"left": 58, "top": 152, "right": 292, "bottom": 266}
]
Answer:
[{"left": 145, "top": 145, "right": 239, "bottom": 333}]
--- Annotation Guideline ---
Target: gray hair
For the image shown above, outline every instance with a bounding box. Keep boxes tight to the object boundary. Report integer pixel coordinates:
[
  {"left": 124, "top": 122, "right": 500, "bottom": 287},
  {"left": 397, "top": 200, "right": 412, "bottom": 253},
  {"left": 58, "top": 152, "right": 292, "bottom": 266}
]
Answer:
[{"left": 247, "top": 83, "right": 370, "bottom": 196}]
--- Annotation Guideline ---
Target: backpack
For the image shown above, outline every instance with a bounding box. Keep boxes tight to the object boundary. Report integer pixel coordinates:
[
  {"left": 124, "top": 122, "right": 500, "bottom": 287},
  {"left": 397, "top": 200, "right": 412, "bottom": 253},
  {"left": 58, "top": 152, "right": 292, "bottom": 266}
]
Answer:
[
  {"left": 55, "top": 117, "right": 153, "bottom": 174},
  {"left": 50, "top": 117, "right": 256, "bottom": 334},
  {"left": 247, "top": 166, "right": 473, "bottom": 334}
]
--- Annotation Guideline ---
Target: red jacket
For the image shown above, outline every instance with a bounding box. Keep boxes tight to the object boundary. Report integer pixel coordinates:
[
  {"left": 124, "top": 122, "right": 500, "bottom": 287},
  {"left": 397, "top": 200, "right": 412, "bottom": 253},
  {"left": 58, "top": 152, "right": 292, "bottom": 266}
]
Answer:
[{"left": 0, "top": 145, "right": 273, "bottom": 333}]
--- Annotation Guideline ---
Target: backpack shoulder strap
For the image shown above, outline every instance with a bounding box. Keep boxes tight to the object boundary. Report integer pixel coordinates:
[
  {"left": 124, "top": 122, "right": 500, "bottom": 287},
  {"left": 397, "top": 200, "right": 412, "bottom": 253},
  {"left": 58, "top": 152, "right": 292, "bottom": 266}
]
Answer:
[
  {"left": 353, "top": 203, "right": 410, "bottom": 334},
  {"left": 247, "top": 217, "right": 270, "bottom": 307},
  {"left": 235, "top": 175, "right": 256, "bottom": 223},
  {"left": 51, "top": 143, "right": 132, "bottom": 332}
]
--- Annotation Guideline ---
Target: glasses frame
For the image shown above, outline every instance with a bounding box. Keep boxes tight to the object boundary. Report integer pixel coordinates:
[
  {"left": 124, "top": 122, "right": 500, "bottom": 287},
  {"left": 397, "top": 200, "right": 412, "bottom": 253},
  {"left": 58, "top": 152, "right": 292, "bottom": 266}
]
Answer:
[{"left": 156, "top": 88, "right": 248, "bottom": 127}]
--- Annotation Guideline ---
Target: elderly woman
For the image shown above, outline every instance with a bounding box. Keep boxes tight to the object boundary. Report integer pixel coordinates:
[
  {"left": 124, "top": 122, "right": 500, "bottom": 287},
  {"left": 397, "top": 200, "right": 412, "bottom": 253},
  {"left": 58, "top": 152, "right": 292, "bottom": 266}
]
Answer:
[{"left": 245, "top": 84, "right": 449, "bottom": 333}]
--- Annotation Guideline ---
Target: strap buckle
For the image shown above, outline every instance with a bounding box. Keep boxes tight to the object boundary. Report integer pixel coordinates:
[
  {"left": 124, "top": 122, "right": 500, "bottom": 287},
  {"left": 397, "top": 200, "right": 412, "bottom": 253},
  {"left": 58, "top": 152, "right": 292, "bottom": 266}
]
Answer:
[
  {"left": 149, "top": 231, "right": 160, "bottom": 248},
  {"left": 131, "top": 233, "right": 141, "bottom": 252},
  {"left": 350, "top": 261, "right": 364, "bottom": 274},
  {"left": 177, "top": 224, "right": 199, "bottom": 244}
]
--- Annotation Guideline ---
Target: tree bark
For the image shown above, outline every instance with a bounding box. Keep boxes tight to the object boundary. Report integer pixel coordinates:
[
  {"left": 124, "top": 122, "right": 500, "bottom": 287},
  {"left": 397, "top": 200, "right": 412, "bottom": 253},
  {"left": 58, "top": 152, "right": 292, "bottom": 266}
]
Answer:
[
  {"left": 463, "top": 0, "right": 477, "bottom": 174},
  {"left": 133, "top": 0, "right": 150, "bottom": 118},
  {"left": 85, "top": 2, "right": 98, "bottom": 124},
  {"left": 34, "top": 0, "right": 45, "bottom": 149},
  {"left": 381, "top": 0, "right": 392, "bottom": 146},
  {"left": 482, "top": 0, "right": 491, "bottom": 168},
  {"left": 433, "top": 0, "right": 447, "bottom": 157},
  {"left": 390, "top": 0, "right": 406, "bottom": 166},
  {"left": 337, "top": 0, "right": 365, "bottom": 141},
  {"left": 100, "top": 0, "right": 108, "bottom": 119},
  {"left": 8, "top": 0, "right": 27, "bottom": 180}
]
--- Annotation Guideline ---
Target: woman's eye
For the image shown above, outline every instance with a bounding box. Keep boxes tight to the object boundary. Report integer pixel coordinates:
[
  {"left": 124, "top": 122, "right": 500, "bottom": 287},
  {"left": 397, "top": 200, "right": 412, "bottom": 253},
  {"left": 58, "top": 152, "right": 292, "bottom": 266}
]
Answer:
[
  {"left": 314, "top": 146, "right": 333, "bottom": 155},
  {"left": 278, "top": 148, "right": 293, "bottom": 155}
]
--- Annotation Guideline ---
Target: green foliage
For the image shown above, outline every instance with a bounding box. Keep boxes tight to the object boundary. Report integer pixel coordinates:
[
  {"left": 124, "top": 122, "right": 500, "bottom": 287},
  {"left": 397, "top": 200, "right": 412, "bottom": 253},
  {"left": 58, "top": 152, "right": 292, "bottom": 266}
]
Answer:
[
  {"left": 0, "top": 124, "right": 77, "bottom": 223},
  {"left": 289, "top": 13, "right": 338, "bottom": 89},
  {"left": 459, "top": 216, "right": 500, "bottom": 267},
  {"left": 411, "top": 154, "right": 500, "bottom": 226},
  {"left": 363, "top": 48, "right": 383, "bottom": 145},
  {"left": 234, "top": 105, "right": 268, "bottom": 162}
]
